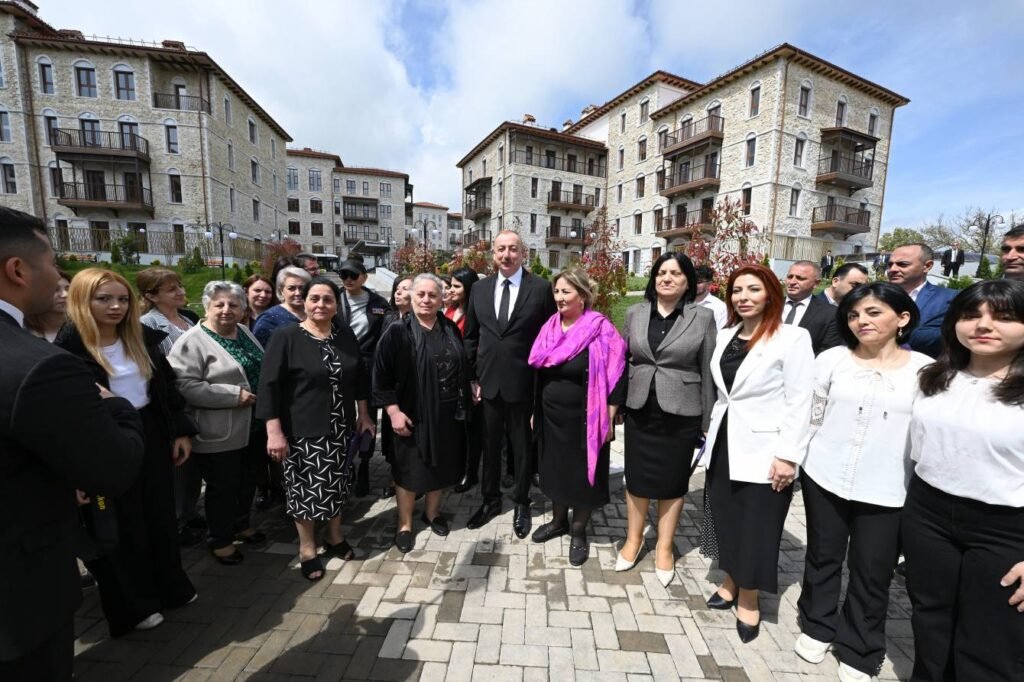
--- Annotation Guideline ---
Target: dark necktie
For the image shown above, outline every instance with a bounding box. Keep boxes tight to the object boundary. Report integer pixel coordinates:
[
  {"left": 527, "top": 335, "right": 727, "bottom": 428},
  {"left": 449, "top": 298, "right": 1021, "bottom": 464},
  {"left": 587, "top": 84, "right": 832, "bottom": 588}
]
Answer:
[
  {"left": 784, "top": 300, "right": 801, "bottom": 324},
  {"left": 498, "top": 279, "right": 511, "bottom": 330}
]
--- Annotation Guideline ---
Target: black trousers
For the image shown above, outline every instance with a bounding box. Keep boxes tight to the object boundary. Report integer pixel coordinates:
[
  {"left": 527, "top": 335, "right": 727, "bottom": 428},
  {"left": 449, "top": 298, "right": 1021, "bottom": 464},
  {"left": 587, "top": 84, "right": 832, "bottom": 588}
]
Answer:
[
  {"left": 193, "top": 441, "right": 261, "bottom": 549},
  {"left": 85, "top": 408, "right": 196, "bottom": 637},
  {"left": 481, "top": 396, "right": 532, "bottom": 504},
  {"left": 797, "top": 472, "right": 901, "bottom": 676},
  {"left": 0, "top": 616, "right": 73, "bottom": 681},
  {"left": 902, "top": 475, "right": 1024, "bottom": 681}
]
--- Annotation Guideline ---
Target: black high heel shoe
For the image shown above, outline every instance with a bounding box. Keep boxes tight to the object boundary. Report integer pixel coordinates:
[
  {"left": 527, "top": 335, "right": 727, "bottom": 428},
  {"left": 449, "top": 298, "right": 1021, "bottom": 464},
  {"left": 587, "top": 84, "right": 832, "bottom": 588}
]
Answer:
[
  {"left": 736, "top": 617, "right": 760, "bottom": 643},
  {"left": 706, "top": 591, "right": 737, "bottom": 610}
]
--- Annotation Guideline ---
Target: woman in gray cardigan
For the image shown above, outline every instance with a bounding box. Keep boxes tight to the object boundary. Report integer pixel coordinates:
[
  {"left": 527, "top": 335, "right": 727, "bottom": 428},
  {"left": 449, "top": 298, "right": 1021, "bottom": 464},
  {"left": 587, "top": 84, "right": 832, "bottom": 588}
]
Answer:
[
  {"left": 618, "top": 253, "right": 717, "bottom": 586},
  {"left": 167, "top": 281, "right": 265, "bottom": 565}
]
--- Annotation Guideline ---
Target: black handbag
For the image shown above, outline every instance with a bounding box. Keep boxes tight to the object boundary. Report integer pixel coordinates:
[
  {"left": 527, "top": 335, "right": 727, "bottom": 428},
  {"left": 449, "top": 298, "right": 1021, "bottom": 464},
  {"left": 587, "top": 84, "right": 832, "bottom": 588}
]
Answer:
[{"left": 80, "top": 493, "right": 119, "bottom": 558}]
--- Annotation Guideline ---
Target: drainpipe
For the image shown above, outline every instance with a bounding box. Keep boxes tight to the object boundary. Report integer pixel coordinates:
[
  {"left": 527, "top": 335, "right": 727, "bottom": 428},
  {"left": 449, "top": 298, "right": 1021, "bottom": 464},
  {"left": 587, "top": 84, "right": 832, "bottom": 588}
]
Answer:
[
  {"left": 766, "top": 56, "right": 789, "bottom": 257},
  {"left": 15, "top": 40, "right": 47, "bottom": 223}
]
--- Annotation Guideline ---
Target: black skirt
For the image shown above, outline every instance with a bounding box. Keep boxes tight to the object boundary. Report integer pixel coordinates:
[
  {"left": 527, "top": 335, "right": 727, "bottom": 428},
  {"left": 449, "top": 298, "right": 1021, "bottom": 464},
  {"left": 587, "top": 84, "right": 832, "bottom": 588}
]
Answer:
[
  {"left": 392, "top": 400, "right": 465, "bottom": 494},
  {"left": 705, "top": 411, "right": 793, "bottom": 593},
  {"left": 624, "top": 391, "right": 702, "bottom": 499}
]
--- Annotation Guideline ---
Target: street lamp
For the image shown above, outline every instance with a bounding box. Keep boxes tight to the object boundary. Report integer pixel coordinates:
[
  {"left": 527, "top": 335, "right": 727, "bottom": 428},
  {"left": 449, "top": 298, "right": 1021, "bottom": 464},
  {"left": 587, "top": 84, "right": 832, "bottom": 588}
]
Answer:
[
  {"left": 969, "top": 214, "right": 1005, "bottom": 273},
  {"left": 411, "top": 219, "right": 440, "bottom": 251},
  {"left": 570, "top": 228, "right": 598, "bottom": 260},
  {"left": 201, "top": 221, "right": 237, "bottom": 279}
]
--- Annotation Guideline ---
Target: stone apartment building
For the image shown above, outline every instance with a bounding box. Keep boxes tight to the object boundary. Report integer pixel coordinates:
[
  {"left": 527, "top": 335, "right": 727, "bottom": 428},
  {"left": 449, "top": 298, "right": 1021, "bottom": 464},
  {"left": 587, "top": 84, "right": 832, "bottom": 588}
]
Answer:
[
  {"left": 0, "top": 0, "right": 293, "bottom": 266},
  {"left": 285, "top": 147, "right": 413, "bottom": 268},
  {"left": 447, "top": 211, "right": 462, "bottom": 249},
  {"left": 409, "top": 201, "right": 453, "bottom": 250},
  {"left": 458, "top": 44, "right": 908, "bottom": 274}
]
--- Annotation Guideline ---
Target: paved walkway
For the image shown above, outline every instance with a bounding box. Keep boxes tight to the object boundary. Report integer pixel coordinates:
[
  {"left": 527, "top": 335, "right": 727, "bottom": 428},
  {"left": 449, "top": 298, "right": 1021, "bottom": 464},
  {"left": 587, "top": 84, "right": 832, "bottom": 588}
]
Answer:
[{"left": 73, "top": 430, "right": 914, "bottom": 681}]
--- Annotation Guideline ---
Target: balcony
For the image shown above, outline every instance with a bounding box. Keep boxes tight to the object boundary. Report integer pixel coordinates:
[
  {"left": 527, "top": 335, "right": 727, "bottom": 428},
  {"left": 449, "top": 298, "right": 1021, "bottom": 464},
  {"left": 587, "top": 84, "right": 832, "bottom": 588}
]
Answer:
[
  {"left": 811, "top": 204, "right": 871, "bottom": 236},
  {"left": 655, "top": 209, "right": 715, "bottom": 241},
  {"left": 465, "top": 198, "right": 491, "bottom": 222},
  {"left": 661, "top": 115, "right": 725, "bottom": 157},
  {"left": 342, "top": 205, "right": 379, "bottom": 222},
  {"left": 51, "top": 129, "right": 150, "bottom": 163},
  {"left": 464, "top": 229, "right": 492, "bottom": 247},
  {"left": 545, "top": 224, "right": 586, "bottom": 247},
  {"left": 816, "top": 153, "right": 874, "bottom": 191},
  {"left": 464, "top": 175, "right": 492, "bottom": 192},
  {"left": 152, "top": 92, "right": 212, "bottom": 114},
  {"left": 509, "top": 150, "right": 607, "bottom": 178},
  {"left": 344, "top": 229, "right": 380, "bottom": 244},
  {"left": 58, "top": 183, "right": 154, "bottom": 216},
  {"left": 547, "top": 190, "right": 596, "bottom": 213},
  {"left": 449, "top": 234, "right": 462, "bottom": 247},
  {"left": 661, "top": 163, "right": 720, "bottom": 199}
]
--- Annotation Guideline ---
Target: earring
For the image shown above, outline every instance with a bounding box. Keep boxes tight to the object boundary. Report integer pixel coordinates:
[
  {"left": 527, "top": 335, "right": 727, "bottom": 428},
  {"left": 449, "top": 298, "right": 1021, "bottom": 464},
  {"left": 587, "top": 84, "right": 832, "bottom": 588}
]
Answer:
[{"left": 896, "top": 326, "right": 906, "bottom": 340}]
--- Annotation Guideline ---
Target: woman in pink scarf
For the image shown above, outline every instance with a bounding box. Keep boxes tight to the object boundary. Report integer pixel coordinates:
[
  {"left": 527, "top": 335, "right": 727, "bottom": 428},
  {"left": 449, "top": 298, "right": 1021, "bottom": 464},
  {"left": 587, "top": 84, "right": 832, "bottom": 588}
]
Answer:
[{"left": 528, "top": 268, "right": 626, "bottom": 566}]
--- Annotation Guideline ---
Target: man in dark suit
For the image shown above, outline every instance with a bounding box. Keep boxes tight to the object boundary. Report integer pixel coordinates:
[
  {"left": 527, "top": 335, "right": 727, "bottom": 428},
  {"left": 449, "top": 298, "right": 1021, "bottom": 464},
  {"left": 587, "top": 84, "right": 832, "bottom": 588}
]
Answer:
[
  {"left": 820, "top": 250, "right": 835, "bottom": 279},
  {"left": 941, "top": 241, "right": 966, "bottom": 277},
  {"left": 464, "top": 230, "right": 557, "bottom": 538},
  {"left": 783, "top": 261, "right": 843, "bottom": 355},
  {"left": 812, "top": 262, "right": 870, "bottom": 306},
  {"left": 887, "top": 243, "right": 956, "bottom": 358},
  {"left": 0, "top": 207, "right": 145, "bottom": 681}
]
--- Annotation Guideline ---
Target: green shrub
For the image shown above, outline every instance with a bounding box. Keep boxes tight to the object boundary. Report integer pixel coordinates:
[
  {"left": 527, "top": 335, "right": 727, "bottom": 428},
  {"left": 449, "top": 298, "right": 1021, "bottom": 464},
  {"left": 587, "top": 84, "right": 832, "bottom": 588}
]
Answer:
[
  {"left": 231, "top": 268, "right": 243, "bottom": 284},
  {"left": 243, "top": 262, "right": 253, "bottom": 278},
  {"left": 976, "top": 256, "right": 994, "bottom": 280},
  {"left": 528, "top": 255, "right": 551, "bottom": 280},
  {"left": 110, "top": 241, "right": 122, "bottom": 264},
  {"left": 945, "top": 275, "right": 975, "bottom": 290},
  {"left": 150, "top": 259, "right": 161, "bottom": 266},
  {"left": 179, "top": 246, "right": 206, "bottom": 274}
]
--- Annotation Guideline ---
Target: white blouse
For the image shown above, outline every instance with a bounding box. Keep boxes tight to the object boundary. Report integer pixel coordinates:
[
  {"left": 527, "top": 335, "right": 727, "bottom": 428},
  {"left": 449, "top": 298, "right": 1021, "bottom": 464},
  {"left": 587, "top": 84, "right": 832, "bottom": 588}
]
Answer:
[
  {"left": 802, "top": 347, "right": 933, "bottom": 507},
  {"left": 101, "top": 340, "right": 151, "bottom": 409},
  {"left": 911, "top": 372, "right": 1024, "bottom": 507}
]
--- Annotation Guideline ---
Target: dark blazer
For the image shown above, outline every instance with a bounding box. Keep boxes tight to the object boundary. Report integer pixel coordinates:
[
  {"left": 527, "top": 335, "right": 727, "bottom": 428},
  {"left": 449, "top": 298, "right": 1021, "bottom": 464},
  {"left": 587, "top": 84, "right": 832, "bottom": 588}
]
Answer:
[
  {"left": 55, "top": 323, "right": 197, "bottom": 442},
  {"left": 907, "top": 282, "right": 957, "bottom": 358},
  {"left": 337, "top": 288, "right": 391, "bottom": 367},
  {"left": 820, "top": 254, "right": 835, "bottom": 271},
  {"left": 941, "top": 249, "right": 966, "bottom": 267},
  {"left": 812, "top": 291, "right": 835, "bottom": 306},
  {"left": 623, "top": 301, "right": 717, "bottom": 431},
  {"left": 463, "top": 269, "right": 557, "bottom": 403},
  {"left": 0, "top": 310, "right": 144, "bottom": 660},
  {"left": 256, "top": 322, "right": 369, "bottom": 437},
  {"left": 796, "top": 296, "right": 844, "bottom": 356}
]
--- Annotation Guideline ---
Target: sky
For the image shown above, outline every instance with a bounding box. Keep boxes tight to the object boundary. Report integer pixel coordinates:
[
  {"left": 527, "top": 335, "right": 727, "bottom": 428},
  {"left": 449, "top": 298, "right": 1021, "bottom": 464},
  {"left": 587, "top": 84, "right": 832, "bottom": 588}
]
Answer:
[{"left": 36, "top": 0, "right": 1024, "bottom": 233}]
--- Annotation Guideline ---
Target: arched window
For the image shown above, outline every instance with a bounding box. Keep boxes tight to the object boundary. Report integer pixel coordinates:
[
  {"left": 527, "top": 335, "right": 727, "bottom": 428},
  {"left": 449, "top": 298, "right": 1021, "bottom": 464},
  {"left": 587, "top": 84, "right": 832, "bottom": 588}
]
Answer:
[
  {"left": 46, "top": 161, "right": 61, "bottom": 196},
  {"left": 77, "top": 112, "right": 100, "bottom": 146},
  {"left": 868, "top": 106, "right": 881, "bottom": 137},
  {"left": 740, "top": 182, "right": 753, "bottom": 216},
  {"left": 0, "top": 156, "right": 16, "bottom": 194},
  {"left": 163, "top": 118, "right": 179, "bottom": 154},
  {"left": 638, "top": 96, "right": 650, "bottom": 123},
  {"left": 744, "top": 132, "right": 757, "bottom": 167},
  {"left": 0, "top": 104, "right": 10, "bottom": 143},
  {"left": 656, "top": 124, "right": 670, "bottom": 152},
  {"left": 788, "top": 182, "right": 803, "bottom": 217},
  {"left": 227, "top": 140, "right": 234, "bottom": 170},
  {"left": 793, "top": 131, "right": 808, "bottom": 168},
  {"left": 637, "top": 134, "right": 648, "bottom": 162},
  {"left": 223, "top": 95, "right": 232, "bottom": 125},
  {"left": 250, "top": 156, "right": 260, "bottom": 185},
  {"left": 111, "top": 63, "right": 136, "bottom": 101},
  {"left": 749, "top": 80, "right": 762, "bottom": 117},
  {"left": 798, "top": 79, "right": 813, "bottom": 117},
  {"left": 286, "top": 165, "right": 298, "bottom": 191},
  {"left": 72, "top": 59, "right": 97, "bottom": 98},
  {"left": 247, "top": 116, "right": 258, "bottom": 145},
  {"left": 835, "top": 95, "right": 848, "bottom": 127},
  {"left": 36, "top": 56, "right": 55, "bottom": 94}
]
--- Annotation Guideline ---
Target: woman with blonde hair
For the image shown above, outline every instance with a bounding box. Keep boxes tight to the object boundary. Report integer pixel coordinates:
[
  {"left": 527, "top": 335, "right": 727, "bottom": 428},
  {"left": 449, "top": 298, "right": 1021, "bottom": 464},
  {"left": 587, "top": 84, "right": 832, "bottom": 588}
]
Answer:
[{"left": 56, "top": 268, "right": 197, "bottom": 636}]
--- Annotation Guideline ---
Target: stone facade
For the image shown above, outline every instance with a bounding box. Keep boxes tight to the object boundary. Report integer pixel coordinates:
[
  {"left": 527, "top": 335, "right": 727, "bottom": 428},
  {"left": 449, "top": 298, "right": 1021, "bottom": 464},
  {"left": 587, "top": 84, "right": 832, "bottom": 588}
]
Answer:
[
  {"left": 410, "top": 201, "right": 450, "bottom": 250},
  {"left": 457, "top": 46, "right": 907, "bottom": 275}
]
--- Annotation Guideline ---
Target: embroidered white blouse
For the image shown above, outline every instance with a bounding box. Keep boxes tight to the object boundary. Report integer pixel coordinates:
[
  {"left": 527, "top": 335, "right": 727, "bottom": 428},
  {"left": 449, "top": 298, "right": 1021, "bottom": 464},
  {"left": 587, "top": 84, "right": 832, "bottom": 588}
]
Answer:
[{"left": 802, "top": 346, "right": 933, "bottom": 507}]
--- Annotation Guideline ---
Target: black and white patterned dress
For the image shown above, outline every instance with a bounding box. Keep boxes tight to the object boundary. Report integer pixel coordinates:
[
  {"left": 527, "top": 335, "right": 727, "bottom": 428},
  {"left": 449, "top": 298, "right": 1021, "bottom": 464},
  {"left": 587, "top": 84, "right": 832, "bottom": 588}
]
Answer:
[{"left": 284, "top": 329, "right": 351, "bottom": 520}]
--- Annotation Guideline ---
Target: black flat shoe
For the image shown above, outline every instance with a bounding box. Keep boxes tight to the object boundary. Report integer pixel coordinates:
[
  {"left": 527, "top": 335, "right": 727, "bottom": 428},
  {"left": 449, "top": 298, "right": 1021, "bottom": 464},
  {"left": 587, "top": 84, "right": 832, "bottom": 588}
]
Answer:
[
  {"left": 395, "top": 530, "right": 414, "bottom": 553},
  {"left": 467, "top": 500, "right": 502, "bottom": 529},
  {"left": 211, "top": 548, "right": 244, "bottom": 565},
  {"left": 569, "top": 537, "right": 590, "bottom": 566},
  {"left": 454, "top": 475, "right": 477, "bottom": 494},
  {"left": 235, "top": 530, "right": 267, "bottom": 545},
  {"left": 322, "top": 539, "right": 356, "bottom": 560},
  {"left": 706, "top": 592, "right": 737, "bottom": 610},
  {"left": 513, "top": 503, "right": 532, "bottom": 539},
  {"left": 531, "top": 521, "right": 569, "bottom": 543},
  {"left": 421, "top": 513, "right": 450, "bottom": 537},
  {"left": 736, "top": 617, "right": 760, "bottom": 643}
]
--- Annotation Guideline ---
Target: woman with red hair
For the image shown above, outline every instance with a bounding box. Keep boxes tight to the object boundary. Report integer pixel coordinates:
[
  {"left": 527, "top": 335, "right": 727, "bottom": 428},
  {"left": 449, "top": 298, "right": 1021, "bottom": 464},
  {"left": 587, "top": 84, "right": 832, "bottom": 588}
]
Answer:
[{"left": 699, "top": 264, "right": 814, "bottom": 643}]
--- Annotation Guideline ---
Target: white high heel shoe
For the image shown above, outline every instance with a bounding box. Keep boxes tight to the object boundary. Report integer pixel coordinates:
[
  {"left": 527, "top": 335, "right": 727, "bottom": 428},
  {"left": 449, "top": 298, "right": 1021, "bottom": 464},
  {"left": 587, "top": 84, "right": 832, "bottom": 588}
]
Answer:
[
  {"left": 655, "top": 554, "right": 676, "bottom": 586},
  {"left": 615, "top": 543, "right": 643, "bottom": 572}
]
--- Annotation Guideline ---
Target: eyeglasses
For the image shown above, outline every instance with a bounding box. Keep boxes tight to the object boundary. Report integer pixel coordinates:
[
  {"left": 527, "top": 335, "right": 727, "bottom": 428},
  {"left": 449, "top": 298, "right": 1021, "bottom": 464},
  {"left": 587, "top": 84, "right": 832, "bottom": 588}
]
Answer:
[{"left": 340, "top": 272, "right": 360, "bottom": 280}]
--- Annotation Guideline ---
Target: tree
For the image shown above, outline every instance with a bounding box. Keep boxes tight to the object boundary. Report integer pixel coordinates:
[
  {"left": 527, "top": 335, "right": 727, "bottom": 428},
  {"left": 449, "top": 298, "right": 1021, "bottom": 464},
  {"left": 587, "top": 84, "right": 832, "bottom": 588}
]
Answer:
[
  {"left": 975, "top": 255, "right": 994, "bottom": 280},
  {"left": 448, "top": 244, "right": 492, "bottom": 277},
  {"left": 878, "top": 227, "right": 926, "bottom": 253},
  {"left": 685, "top": 197, "right": 767, "bottom": 290},
  {"left": 394, "top": 244, "right": 436, "bottom": 276},
  {"left": 260, "top": 238, "right": 302, "bottom": 276},
  {"left": 527, "top": 254, "right": 551, "bottom": 280},
  {"left": 578, "top": 207, "right": 628, "bottom": 316}
]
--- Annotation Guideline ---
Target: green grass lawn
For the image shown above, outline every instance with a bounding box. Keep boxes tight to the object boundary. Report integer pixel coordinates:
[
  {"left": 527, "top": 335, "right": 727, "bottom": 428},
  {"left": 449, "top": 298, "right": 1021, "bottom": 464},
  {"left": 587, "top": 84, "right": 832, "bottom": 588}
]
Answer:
[
  {"left": 61, "top": 261, "right": 228, "bottom": 313},
  {"left": 609, "top": 293, "right": 643, "bottom": 331}
]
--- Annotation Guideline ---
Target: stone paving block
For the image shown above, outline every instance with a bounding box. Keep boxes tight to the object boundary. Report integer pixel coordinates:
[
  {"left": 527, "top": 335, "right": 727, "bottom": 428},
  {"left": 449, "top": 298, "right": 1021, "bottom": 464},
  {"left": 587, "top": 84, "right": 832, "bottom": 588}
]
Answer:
[
  {"left": 446, "top": 641, "right": 477, "bottom": 682},
  {"left": 500, "top": 643, "right": 549, "bottom": 667},
  {"left": 486, "top": 591, "right": 526, "bottom": 610},
  {"left": 476, "top": 623, "right": 502, "bottom": 664},
  {"left": 646, "top": 652, "right": 681, "bottom": 680},
  {"left": 548, "top": 645, "right": 576, "bottom": 682},
  {"left": 373, "top": 601, "right": 419, "bottom": 620},
  {"left": 597, "top": 649, "right": 650, "bottom": 674},
  {"left": 383, "top": 574, "right": 412, "bottom": 600},
  {"left": 570, "top": 628, "right": 599, "bottom": 670},
  {"left": 378, "top": 620, "right": 413, "bottom": 659},
  {"left": 634, "top": 614, "right": 683, "bottom": 634},
  {"left": 366, "top": 657, "right": 424, "bottom": 681},
  {"left": 343, "top": 634, "right": 385, "bottom": 680},
  {"left": 501, "top": 605, "right": 526, "bottom": 645},
  {"left": 611, "top": 599, "right": 639, "bottom": 631},
  {"left": 568, "top": 595, "right": 610, "bottom": 612},
  {"left": 402, "top": 638, "right": 452, "bottom": 662},
  {"left": 591, "top": 612, "right": 619, "bottom": 650},
  {"left": 437, "top": 590, "right": 466, "bottom": 623},
  {"left": 564, "top": 569, "right": 586, "bottom": 596},
  {"left": 411, "top": 603, "right": 439, "bottom": 640},
  {"left": 433, "top": 622, "right": 480, "bottom": 641},
  {"left": 617, "top": 630, "right": 669, "bottom": 654},
  {"left": 664, "top": 633, "right": 703, "bottom": 678},
  {"left": 524, "top": 625, "right": 571, "bottom": 648},
  {"left": 471, "top": 664, "right": 525, "bottom": 682},
  {"left": 548, "top": 610, "right": 589, "bottom": 629}
]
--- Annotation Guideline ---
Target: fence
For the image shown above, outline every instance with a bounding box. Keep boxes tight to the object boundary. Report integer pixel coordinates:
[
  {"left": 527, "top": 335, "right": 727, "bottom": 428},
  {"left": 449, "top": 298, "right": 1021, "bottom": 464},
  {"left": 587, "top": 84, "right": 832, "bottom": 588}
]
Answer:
[{"left": 49, "top": 226, "right": 265, "bottom": 263}]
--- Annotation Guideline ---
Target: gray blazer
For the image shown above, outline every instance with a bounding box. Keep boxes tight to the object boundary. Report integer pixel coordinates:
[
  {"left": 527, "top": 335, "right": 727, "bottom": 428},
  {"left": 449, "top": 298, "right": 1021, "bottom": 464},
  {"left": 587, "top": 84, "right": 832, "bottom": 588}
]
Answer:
[
  {"left": 167, "top": 323, "right": 263, "bottom": 454},
  {"left": 623, "top": 300, "right": 717, "bottom": 431}
]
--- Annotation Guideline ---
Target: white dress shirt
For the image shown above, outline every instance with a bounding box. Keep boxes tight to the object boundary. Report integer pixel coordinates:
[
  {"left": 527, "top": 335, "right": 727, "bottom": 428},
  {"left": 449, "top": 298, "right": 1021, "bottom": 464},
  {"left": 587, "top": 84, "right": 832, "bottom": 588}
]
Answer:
[
  {"left": 0, "top": 298, "right": 25, "bottom": 327},
  {"left": 911, "top": 372, "right": 1024, "bottom": 507},
  {"left": 782, "top": 297, "right": 810, "bottom": 326},
  {"left": 697, "top": 294, "right": 728, "bottom": 330},
  {"left": 493, "top": 267, "right": 523, "bottom": 318},
  {"left": 802, "top": 347, "right": 933, "bottom": 507},
  {"left": 908, "top": 282, "right": 926, "bottom": 302}
]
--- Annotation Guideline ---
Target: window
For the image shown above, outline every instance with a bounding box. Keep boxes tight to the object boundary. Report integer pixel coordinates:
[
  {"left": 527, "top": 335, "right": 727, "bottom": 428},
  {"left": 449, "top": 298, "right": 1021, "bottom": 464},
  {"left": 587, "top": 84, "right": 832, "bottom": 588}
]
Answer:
[
  {"left": 333, "top": 177, "right": 340, "bottom": 193},
  {"left": 381, "top": 205, "right": 391, "bottom": 219},
  {"left": 114, "top": 69, "right": 135, "bottom": 101},
  {"left": 657, "top": 128, "right": 668, "bottom": 151},
  {"left": 334, "top": 200, "right": 341, "bottom": 215},
  {"left": 227, "top": 141, "right": 236, "bottom": 171},
  {"left": 745, "top": 136, "right": 756, "bottom": 167},
  {"left": 250, "top": 159, "right": 260, "bottom": 184},
  {"left": 656, "top": 168, "right": 665, "bottom": 191},
  {"left": 229, "top": 187, "right": 236, "bottom": 213},
  {"left": 165, "top": 124, "right": 179, "bottom": 153},
  {"left": 310, "top": 198, "right": 323, "bottom": 213},
  {"left": 617, "top": 183, "right": 623, "bottom": 203},
  {"left": 798, "top": 84, "right": 811, "bottom": 117},
  {"left": 498, "top": 144, "right": 504, "bottom": 167},
  {"left": 749, "top": 85, "right": 760, "bottom": 117},
  {"left": 80, "top": 118, "right": 100, "bottom": 146},
  {"left": 380, "top": 182, "right": 392, "bottom": 197},
  {"left": 39, "top": 62, "right": 54, "bottom": 94},
  {"left": 288, "top": 219, "right": 300, "bottom": 235},
  {"left": 362, "top": 181, "right": 369, "bottom": 196},
  {"left": 530, "top": 213, "right": 537, "bottom": 234},
  {"left": 614, "top": 218, "right": 620, "bottom": 236},
  {"left": 618, "top": 148, "right": 624, "bottom": 170},
  {"left": 346, "top": 179, "right": 356, "bottom": 194},
  {"left": 482, "top": 160, "right": 486, "bottom": 176},
  {"left": 741, "top": 187, "right": 752, "bottom": 215},
  {"left": 252, "top": 198, "right": 260, "bottom": 222},
  {"left": 793, "top": 136, "right": 806, "bottom": 167},
  {"left": 44, "top": 115, "right": 58, "bottom": 145},
  {"left": 498, "top": 181, "right": 503, "bottom": 201},
  {"left": 548, "top": 250, "right": 560, "bottom": 270},
  {"left": 273, "top": 172, "right": 278, "bottom": 194},
  {"left": 287, "top": 167, "right": 298, "bottom": 190},
  {"left": 530, "top": 178, "right": 538, "bottom": 198},
  {"left": 637, "top": 138, "right": 647, "bottom": 162},
  {"left": 835, "top": 99, "right": 847, "bottom": 127},
  {"left": 3, "top": 161, "right": 18, "bottom": 193},
  {"left": 567, "top": 153, "right": 577, "bottom": 173},
  {"left": 544, "top": 150, "right": 556, "bottom": 169},
  {"left": 49, "top": 164, "right": 62, "bottom": 195},
  {"left": 311, "top": 222, "right": 323, "bottom": 237},
  {"left": 636, "top": 175, "right": 645, "bottom": 199},
  {"left": 524, "top": 145, "right": 534, "bottom": 164},
  {"left": 335, "top": 224, "right": 341, "bottom": 237},
  {"left": 271, "top": 139, "right": 276, "bottom": 159},
  {"left": 75, "top": 66, "right": 97, "bottom": 97},
  {"left": 868, "top": 112, "right": 879, "bottom": 137},
  {"left": 168, "top": 173, "right": 183, "bottom": 203},
  {"left": 287, "top": 198, "right": 299, "bottom": 212},
  {"left": 620, "top": 112, "right": 626, "bottom": 133},
  {"left": 0, "top": 111, "right": 9, "bottom": 142},
  {"left": 308, "top": 169, "right": 322, "bottom": 192},
  {"left": 653, "top": 207, "right": 663, "bottom": 231},
  {"left": 247, "top": 118, "right": 257, "bottom": 144},
  {"left": 789, "top": 188, "right": 800, "bottom": 217},
  {"left": 594, "top": 188, "right": 601, "bottom": 206},
  {"left": 639, "top": 99, "right": 649, "bottom": 122},
  {"left": 633, "top": 213, "right": 642, "bottom": 235},
  {"left": 223, "top": 95, "right": 231, "bottom": 124}
]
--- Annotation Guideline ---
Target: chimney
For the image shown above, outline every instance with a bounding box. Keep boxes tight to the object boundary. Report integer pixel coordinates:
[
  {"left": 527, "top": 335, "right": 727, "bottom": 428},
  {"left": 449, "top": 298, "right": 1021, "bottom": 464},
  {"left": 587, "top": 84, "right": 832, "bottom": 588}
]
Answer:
[
  {"left": 580, "top": 104, "right": 597, "bottom": 118},
  {"left": 57, "top": 29, "right": 84, "bottom": 39},
  {"left": 161, "top": 40, "right": 187, "bottom": 50},
  {"left": 562, "top": 119, "right": 574, "bottom": 131},
  {"left": 522, "top": 113, "right": 536, "bottom": 124}
]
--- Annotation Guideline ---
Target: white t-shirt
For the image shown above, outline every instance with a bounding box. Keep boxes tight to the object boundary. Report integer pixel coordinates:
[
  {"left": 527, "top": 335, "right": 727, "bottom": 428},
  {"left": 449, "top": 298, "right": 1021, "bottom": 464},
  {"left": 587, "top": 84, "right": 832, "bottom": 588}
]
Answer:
[
  {"left": 101, "top": 340, "right": 151, "bottom": 409},
  {"left": 346, "top": 291, "right": 370, "bottom": 341}
]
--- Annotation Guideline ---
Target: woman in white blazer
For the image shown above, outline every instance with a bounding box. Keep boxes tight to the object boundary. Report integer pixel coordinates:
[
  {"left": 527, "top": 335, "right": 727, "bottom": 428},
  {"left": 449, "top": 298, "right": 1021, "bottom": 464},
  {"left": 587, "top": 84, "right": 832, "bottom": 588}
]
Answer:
[{"left": 700, "top": 264, "right": 814, "bottom": 644}]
